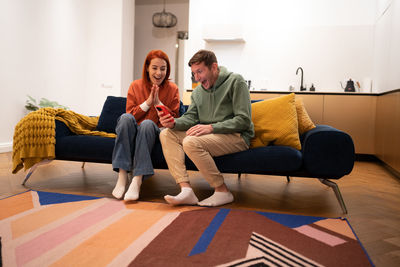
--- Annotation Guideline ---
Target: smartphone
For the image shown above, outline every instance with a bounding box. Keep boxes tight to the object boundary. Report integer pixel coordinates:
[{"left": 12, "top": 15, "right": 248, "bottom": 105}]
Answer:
[
  {"left": 156, "top": 105, "right": 171, "bottom": 115},
  {"left": 156, "top": 105, "right": 174, "bottom": 122}
]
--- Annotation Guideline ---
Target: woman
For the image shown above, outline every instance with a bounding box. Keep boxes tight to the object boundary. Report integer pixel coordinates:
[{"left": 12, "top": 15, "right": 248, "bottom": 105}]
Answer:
[{"left": 112, "top": 50, "right": 180, "bottom": 200}]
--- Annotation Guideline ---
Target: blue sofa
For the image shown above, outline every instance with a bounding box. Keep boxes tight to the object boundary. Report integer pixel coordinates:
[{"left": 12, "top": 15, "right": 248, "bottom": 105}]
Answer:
[{"left": 25, "top": 96, "right": 355, "bottom": 213}]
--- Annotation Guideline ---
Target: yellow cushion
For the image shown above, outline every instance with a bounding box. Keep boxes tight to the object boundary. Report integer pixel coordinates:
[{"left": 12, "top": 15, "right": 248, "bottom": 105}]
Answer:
[
  {"left": 295, "top": 98, "right": 316, "bottom": 134},
  {"left": 250, "top": 93, "right": 301, "bottom": 150}
]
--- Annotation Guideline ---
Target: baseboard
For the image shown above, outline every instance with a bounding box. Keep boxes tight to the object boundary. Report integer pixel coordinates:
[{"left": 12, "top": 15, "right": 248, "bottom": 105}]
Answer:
[
  {"left": 381, "top": 162, "right": 400, "bottom": 180},
  {"left": 355, "top": 154, "right": 379, "bottom": 162},
  {"left": 0, "top": 142, "right": 12, "bottom": 153},
  {"left": 356, "top": 154, "right": 400, "bottom": 179}
]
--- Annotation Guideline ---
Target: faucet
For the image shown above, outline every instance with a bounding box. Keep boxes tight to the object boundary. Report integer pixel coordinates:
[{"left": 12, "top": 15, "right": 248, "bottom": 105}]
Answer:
[{"left": 296, "top": 67, "right": 305, "bottom": 91}]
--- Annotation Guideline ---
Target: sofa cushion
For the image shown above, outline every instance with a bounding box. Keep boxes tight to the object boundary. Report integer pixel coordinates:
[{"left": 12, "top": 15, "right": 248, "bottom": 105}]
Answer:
[
  {"left": 96, "top": 96, "right": 127, "bottom": 133},
  {"left": 295, "top": 98, "right": 316, "bottom": 134},
  {"left": 252, "top": 97, "right": 316, "bottom": 136},
  {"left": 250, "top": 93, "right": 301, "bottom": 150},
  {"left": 214, "top": 145, "right": 303, "bottom": 174},
  {"left": 55, "top": 135, "right": 116, "bottom": 163}
]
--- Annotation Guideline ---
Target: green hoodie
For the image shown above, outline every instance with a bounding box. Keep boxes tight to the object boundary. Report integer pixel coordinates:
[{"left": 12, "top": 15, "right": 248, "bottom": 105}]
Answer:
[{"left": 174, "top": 66, "right": 254, "bottom": 146}]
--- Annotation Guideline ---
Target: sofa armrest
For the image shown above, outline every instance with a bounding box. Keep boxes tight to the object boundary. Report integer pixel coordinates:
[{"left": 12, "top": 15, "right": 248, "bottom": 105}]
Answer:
[
  {"left": 301, "top": 125, "right": 355, "bottom": 179},
  {"left": 55, "top": 119, "right": 74, "bottom": 138}
]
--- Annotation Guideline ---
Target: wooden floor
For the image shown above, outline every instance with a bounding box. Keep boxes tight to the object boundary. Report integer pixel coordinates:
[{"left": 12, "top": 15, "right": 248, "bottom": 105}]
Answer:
[{"left": 2, "top": 152, "right": 400, "bottom": 267}]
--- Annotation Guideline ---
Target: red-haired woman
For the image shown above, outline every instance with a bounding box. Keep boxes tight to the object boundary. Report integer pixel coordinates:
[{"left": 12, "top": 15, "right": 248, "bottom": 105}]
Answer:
[{"left": 111, "top": 50, "right": 180, "bottom": 200}]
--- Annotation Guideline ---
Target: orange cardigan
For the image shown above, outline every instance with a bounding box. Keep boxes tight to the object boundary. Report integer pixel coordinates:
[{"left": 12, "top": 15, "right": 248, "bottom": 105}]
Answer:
[{"left": 126, "top": 79, "right": 180, "bottom": 127}]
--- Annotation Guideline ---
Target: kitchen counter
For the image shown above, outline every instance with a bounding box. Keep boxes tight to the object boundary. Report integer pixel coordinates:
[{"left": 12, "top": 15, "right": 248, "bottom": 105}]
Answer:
[
  {"left": 249, "top": 90, "right": 379, "bottom": 96},
  {"left": 186, "top": 89, "right": 379, "bottom": 96}
]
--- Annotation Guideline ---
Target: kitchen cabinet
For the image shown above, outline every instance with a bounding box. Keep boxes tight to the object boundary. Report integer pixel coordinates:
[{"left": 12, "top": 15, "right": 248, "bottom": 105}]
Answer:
[
  {"left": 182, "top": 90, "right": 383, "bottom": 155},
  {"left": 323, "top": 95, "right": 376, "bottom": 154},
  {"left": 252, "top": 92, "right": 377, "bottom": 154},
  {"left": 250, "top": 93, "right": 323, "bottom": 124},
  {"left": 375, "top": 91, "right": 400, "bottom": 173}
]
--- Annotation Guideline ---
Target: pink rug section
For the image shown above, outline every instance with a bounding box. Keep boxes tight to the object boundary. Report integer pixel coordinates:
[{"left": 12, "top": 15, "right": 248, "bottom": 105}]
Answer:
[
  {"left": 294, "top": 225, "right": 347, "bottom": 247},
  {"left": 15, "top": 200, "right": 124, "bottom": 266}
]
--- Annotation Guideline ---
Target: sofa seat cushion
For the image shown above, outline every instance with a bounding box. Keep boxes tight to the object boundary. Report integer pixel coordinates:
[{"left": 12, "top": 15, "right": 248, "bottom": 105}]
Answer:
[
  {"left": 56, "top": 135, "right": 115, "bottom": 163},
  {"left": 213, "top": 146, "right": 303, "bottom": 174}
]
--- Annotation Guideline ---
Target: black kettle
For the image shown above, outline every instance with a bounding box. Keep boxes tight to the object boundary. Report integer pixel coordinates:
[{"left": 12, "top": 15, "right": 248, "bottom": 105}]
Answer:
[{"left": 340, "top": 79, "right": 356, "bottom": 92}]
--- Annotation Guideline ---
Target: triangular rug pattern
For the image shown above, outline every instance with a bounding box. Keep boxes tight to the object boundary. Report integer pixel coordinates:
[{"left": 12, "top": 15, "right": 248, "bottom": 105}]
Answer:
[{"left": 37, "top": 190, "right": 101, "bottom": 205}]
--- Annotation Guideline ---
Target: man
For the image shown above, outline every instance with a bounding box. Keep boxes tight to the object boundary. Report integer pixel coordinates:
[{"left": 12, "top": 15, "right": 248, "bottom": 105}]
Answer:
[{"left": 158, "top": 50, "right": 254, "bottom": 207}]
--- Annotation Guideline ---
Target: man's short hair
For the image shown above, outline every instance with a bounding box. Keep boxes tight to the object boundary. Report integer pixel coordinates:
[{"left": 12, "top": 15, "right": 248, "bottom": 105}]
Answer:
[{"left": 188, "top": 50, "right": 218, "bottom": 68}]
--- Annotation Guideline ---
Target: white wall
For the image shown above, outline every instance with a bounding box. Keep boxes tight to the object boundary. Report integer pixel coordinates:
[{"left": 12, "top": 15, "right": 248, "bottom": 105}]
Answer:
[
  {"left": 0, "top": 0, "right": 134, "bottom": 152},
  {"left": 373, "top": 0, "right": 400, "bottom": 93},
  {"left": 134, "top": 0, "right": 189, "bottom": 98},
  {"left": 122, "top": 0, "right": 136, "bottom": 97},
  {"left": 185, "top": 0, "right": 377, "bottom": 92}
]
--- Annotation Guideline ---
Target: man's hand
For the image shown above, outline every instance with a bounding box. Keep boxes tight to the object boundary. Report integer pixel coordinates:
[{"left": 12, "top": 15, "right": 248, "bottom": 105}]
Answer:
[
  {"left": 186, "top": 124, "right": 213, "bottom": 136},
  {"left": 157, "top": 109, "right": 175, "bottom": 128}
]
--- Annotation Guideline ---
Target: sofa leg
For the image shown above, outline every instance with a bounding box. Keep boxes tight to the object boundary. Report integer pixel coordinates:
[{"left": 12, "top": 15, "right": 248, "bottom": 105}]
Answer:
[
  {"left": 319, "top": 179, "right": 348, "bottom": 214},
  {"left": 81, "top": 162, "right": 86, "bottom": 168},
  {"left": 22, "top": 159, "right": 53, "bottom": 185},
  {"left": 286, "top": 176, "right": 291, "bottom": 182}
]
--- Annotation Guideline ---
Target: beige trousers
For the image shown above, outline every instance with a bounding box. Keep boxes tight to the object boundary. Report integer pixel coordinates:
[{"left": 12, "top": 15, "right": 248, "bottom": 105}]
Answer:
[{"left": 159, "top": 129, "right": 249, "bottom": 188}]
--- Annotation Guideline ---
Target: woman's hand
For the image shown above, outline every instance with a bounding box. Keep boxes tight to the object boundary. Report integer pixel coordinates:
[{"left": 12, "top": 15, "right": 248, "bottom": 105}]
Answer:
[
  {"left": 146, "top": 84, "right": 159, "bottom": 106},
  {"left": 186, "top": 124, "right": 213, "bottom": 136},
  {"left": 153, "top": 85, "right": 160, "bottom": 106},
  {"left": 146, "top": 85, "right": 154, "bottom": 106}
]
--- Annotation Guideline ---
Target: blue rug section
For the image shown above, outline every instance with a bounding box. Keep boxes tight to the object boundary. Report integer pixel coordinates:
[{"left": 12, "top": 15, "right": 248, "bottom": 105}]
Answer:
[
  {"left": 189, "top": 208, "right": 230, "bottom": 256},
  {"left": 36, "top": 191, "right": 101, "bottom": 205},
  {"left": 257, "top": 211, "right": 325, "bottom": 228}
]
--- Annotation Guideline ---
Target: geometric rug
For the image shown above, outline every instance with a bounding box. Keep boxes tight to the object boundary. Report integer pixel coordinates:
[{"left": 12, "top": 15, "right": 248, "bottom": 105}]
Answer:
[{"left": 0, "top": 190, "right": 374, "bottom": 267}]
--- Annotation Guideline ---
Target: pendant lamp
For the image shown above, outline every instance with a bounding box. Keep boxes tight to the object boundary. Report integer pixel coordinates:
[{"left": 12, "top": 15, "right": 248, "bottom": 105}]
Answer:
[{"left": 152, "top": 0, "right": 177, "bottom": 28}]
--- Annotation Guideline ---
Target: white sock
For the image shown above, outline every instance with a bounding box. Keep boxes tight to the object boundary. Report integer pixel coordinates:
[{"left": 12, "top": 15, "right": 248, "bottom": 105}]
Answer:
[
  {"left": 112, "top": 171, "right": 128, "bottom": 199},
  {"left": 164, "top": 187, "right": 199, "bottom": 206},
  {"left": 124, "top": 175, "right": 142, "bottom": 201},
  {"left": 198, "top": 191, "right": 234, "bottom": 207}
]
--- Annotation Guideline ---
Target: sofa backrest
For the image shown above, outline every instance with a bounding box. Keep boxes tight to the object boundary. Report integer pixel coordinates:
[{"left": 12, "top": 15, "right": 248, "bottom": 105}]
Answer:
[
  {"left": 96, "top": 96, "right": 127, "bottom": 133},
  {"left": 96, "top": 96, "right": 187, "bottom": 133}
]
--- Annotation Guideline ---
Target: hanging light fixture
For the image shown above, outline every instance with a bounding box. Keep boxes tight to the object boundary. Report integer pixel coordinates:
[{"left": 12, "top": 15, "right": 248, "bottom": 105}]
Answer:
[{"left": 152, "top": 0, "right": 177, "bottom": 28}]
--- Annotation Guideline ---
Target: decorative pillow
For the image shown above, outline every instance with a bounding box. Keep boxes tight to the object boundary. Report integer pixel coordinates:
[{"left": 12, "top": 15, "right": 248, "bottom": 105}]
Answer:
[
  {"left": 96, "top": 96, "right": 127, "bottom": 133},
  {"left": 250, "top": 93, "right": 301, "bottom": 150},
  {"left": 295, "top": 98, "right": 316, "bottom": 134}
]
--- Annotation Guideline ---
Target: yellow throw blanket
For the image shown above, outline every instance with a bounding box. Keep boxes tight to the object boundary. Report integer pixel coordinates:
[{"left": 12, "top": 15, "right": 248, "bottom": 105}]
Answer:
[{"left": 12, "top": 108, "right": 116, "bottom": 174}]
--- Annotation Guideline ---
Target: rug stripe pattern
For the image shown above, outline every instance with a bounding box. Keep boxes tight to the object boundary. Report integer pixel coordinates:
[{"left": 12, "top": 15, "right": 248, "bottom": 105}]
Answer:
[
  {"left": 0, "top": 191, "right": 374, "bottom": 267},
  {"left": 220, "top": 231, "right": 323, "bottom": 267},
  {"left": 189, "top": 208, "right": 230, "bottom": 256}
]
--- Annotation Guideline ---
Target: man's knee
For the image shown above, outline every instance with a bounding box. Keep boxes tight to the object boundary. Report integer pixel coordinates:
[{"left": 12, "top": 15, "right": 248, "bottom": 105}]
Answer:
[
  {"left": 160, "top": 128, "right": 183, "bottom": 146},
  {"left": 159, "top": 128, "right": 171, "bottom": 145},
  {"left": 182, "top": 136, "right": 202, "bottom": 154}
]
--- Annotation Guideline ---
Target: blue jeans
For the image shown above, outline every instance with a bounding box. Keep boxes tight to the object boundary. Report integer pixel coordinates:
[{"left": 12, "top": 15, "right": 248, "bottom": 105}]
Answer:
[{"left": 112, "top": 113, "right": 160, "bottom": 179}]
